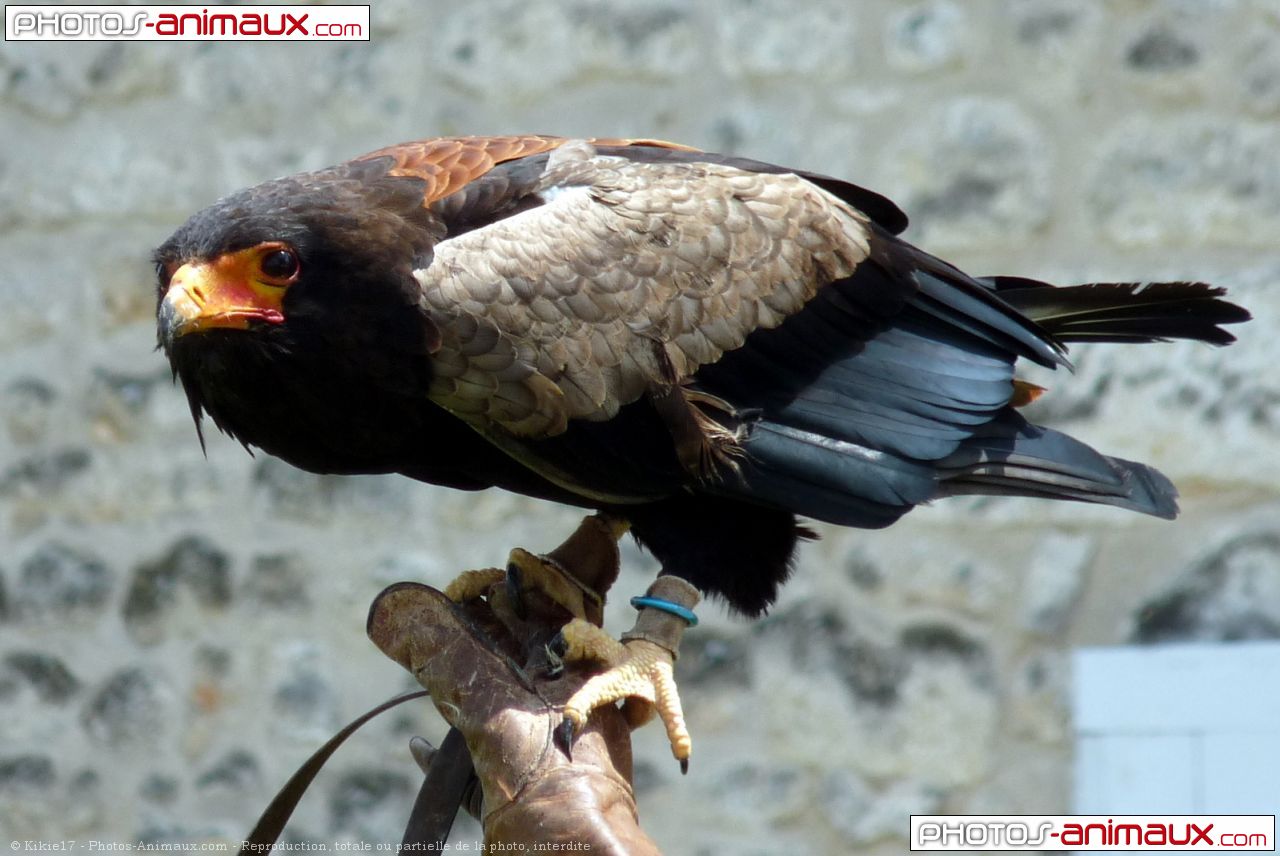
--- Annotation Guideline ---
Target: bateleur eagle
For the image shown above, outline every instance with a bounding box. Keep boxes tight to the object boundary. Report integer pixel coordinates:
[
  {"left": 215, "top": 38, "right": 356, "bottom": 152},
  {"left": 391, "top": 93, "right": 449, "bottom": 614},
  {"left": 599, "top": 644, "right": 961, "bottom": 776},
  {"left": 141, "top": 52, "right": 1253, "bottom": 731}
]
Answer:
[{"left": 155, "top": 135, "right": 1248, "bottom": 765}]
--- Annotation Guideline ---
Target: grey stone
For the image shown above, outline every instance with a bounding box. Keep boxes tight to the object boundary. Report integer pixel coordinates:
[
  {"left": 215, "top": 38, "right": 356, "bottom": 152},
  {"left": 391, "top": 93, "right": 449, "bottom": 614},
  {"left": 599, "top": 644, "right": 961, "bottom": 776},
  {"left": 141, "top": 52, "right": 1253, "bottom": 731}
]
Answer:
[
  {"left": 1007, "top": 650, "right": 1070, "bottom": 743},
  {"left": 1006, "top": 0, "right": 1105, "bottom": 102},
  {"left": 194, "top": 645, "right": 232, "bottom": 680},
  {"left": 69, "top": 768, "right": 99, "bottom": 796},
  {"left": 877, "top": 99, "right": 1052, "bottom": 251},
  {"left": 820, "top": 769, "right": 873, "bottom": 839},
  {"left": 845, "top": 549, "right": 883, "bottom": 590},
  {"left": 273, "top": 670, "right": 336, "bottom": 727},
  {"left": 196, "top": 748, "right": 260, "bottom": 791},
  {"left": 900, "top": 621, "right": 993, "bottom": 689},
  {"left": 2, "top": 50, "right": 82, "bottom": 121},
  {"left": 1020, "top": 532, "right": 1095, "bottom": 633},
  {"left": 139, "top": 774, "right": 181, "bottom": 805},
  {"left": 244, "top": 553, "right": 310, "bottom": 610},
  {"left": 271, "top": 644, "right": 340, "bottom": 738},
  {"left": 569, "top": 3, "right": 697, "bottom": 74},
  {"left": 757, "top": 606, "right": 1001, "bottom": 789},
  {"left": 1240, "top": 30, "right": 1280, "bottom": 116},
  {"left": 250, "top": 458, "right": 326, "bottom": 517},
  {"left": 0, "top": 755, "right": 55, "bottom": 793},
  {"left": 839, "top": 633, "right": 909, "bottom": 708},
  {"left": 631, "top": 759, "right": 662, "bottom": 795},
  {"left": 1, "top": 43, "right": 172, "bottom": 119},
  {"left": 798, "top": 601, "right": 911, "bottom": 701},
  {"left": 0, "top": 672, "right": 16, "bottom": 703},
  {"left": 890, "top": 650, "right": 1000, "bottom": 788},
  {"left": 15, "top": 542, "right": 113, "bottom": 618},
  {"left": 706, "top": 762, "right": 806, "bottom": 825},
  {"left": 327, "top": 768, "right": 413, "bottom": 836},
  {"left": 123, "top": 535, "right": 232, "bottom": 641},
  {"left": 1015, "top": 4, "right": 1083, "bottom": 45},
  {"left": 252, "top": 458, "right": 412, "bottom": 524},
  {"left": 1132, "top": 531, "right": 1280, "bottom": 643},
  {"left": 899, "top": 621, "right": 984, "bottom": 659},
  {"left": 678, "top": 632, "right": 750, "bottom": 690},
  {"left": 709, "top": 0, "right": 860, "bottom": 79},
  {"left": 885, "top": 1, "right": 968, "bottom": 73},
  {"left": 3, "top": 377, "right": 56, "bottom": 445},
  {"left": 579, "top": 5, "right": 686, "bottom": 49},
  {"left": 426, "top": 0, "right": 699, "bottom": 96},
  {"left": 85, "top": 367, "right": 169, "bottom": 444},
  {"left": 759, "top": 605, "right": 997, "bottom": 717},
  {"left": 1089, "top": 116, "right": 1280, "bottom": 248},
  {"left": 751, "top": 606, "right": 1000, "bottom": 788},
  {"left": 1126, "top": 26, "right": 1200, "bottom": 72},
  {"left": 81, "top": 667, "right": 168, "bottom": 745},
  {"left": 3, "top": 651, "right": 81, "bottom": 703},
  {"left": 759, "top": 604, "right": 908, "bottom": 707},
  {"left": 0, "top": 448, "right": 92, "bottom": 497}
]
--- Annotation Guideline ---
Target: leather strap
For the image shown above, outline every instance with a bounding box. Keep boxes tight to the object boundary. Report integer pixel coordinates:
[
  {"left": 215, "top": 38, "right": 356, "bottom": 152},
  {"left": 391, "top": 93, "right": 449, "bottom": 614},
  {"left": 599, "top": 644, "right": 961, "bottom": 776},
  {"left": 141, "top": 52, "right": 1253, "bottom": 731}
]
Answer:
[{"left": 239, "top": 689, "right": 446, "bottom": 854}]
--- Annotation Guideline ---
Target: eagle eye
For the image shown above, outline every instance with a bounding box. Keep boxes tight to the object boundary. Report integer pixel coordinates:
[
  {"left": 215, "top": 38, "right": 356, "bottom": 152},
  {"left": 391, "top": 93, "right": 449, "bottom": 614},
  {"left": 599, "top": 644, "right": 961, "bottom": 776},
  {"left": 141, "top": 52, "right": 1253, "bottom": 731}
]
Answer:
[{"left": 259, "top": 247, "right": 300, "bottom": 283}]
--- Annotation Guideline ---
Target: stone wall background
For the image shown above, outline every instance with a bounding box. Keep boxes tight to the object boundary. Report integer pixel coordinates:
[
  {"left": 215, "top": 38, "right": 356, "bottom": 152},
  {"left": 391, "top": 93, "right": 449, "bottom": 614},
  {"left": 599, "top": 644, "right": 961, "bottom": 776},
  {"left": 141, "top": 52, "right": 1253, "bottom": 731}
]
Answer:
[{"left": 2, "top": 1, "right": 1278, "bottom": 853}]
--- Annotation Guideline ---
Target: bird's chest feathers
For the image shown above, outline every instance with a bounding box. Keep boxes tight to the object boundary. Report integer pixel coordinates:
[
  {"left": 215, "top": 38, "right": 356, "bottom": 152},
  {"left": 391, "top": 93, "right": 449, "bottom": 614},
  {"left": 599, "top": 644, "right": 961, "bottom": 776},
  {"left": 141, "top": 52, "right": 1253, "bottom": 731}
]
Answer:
[{"left": 177, "top": 323, "right": 429, "bottom": 469}]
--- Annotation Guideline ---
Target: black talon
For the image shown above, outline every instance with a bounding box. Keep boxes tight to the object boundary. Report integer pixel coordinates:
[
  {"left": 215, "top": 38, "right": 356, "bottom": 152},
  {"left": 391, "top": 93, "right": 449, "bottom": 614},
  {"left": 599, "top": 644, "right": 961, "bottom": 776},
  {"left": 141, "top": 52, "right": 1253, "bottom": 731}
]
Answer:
[
  {"left": 544, "top": 640, "right": 565, "bottom": 679},
  {"left": 505, "top": 561, "right": 527, "bottom": 620},
  {"left": 680, "top": 758, "right": 689, "bottom": 776},
  {"left": 549, "top": 629, "right": 568, "bottom": 659},
  {"left": 554, "top": 717, "right": 576, "bottom": 761}
]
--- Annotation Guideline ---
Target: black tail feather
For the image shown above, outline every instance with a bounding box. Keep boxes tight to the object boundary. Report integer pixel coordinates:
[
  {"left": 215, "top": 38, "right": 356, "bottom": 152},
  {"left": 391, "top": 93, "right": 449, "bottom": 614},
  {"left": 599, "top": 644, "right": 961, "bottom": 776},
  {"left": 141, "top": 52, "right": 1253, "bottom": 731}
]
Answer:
[{"left": 986, "top": 279, "right": 1251, "bottom": 346}]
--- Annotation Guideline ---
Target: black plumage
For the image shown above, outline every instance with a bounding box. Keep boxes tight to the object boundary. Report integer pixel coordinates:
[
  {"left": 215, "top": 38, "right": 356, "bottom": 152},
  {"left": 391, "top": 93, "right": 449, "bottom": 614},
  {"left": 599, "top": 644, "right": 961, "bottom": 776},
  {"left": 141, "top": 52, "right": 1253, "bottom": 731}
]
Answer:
[{"left": 155, "top": 135, "right": 1250, "bottom": 616}]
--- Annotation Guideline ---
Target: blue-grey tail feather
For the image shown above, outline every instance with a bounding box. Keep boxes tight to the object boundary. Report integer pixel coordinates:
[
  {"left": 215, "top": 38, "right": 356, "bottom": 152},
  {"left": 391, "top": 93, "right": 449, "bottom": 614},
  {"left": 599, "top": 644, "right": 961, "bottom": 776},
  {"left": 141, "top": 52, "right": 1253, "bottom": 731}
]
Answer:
[
  {"left": 721, "top": 421, "right": 930, "bottom": 529},
  {"left": 932, "top": 411, "right": 1179, "bottom": 518},
  {"left": 724, "top": 410, "right": 1178, "bottom": 527}
]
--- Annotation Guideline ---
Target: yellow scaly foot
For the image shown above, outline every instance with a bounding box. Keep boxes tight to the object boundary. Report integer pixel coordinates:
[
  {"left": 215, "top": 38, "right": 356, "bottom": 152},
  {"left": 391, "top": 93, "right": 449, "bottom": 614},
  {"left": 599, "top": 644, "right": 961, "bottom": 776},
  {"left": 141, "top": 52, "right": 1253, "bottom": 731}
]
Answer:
[{"left": 555, "top": 576, "right": 700, "bottom": 773}]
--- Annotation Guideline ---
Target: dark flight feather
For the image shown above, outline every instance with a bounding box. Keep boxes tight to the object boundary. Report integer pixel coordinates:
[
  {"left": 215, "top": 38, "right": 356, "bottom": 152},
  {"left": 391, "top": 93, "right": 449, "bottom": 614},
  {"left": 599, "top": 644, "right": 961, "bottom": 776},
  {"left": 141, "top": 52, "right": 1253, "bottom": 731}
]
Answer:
[{"left": 987, "top": 279, "right": 1250, "bottom": 345}]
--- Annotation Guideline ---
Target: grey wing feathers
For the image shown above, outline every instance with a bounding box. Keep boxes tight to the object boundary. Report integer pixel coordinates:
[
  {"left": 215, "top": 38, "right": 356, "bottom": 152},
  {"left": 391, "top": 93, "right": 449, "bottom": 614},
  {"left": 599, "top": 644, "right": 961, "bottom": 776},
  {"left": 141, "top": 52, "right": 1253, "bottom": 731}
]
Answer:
[{"left": 415, "top": 140, "right": 874, "bottom": 438}]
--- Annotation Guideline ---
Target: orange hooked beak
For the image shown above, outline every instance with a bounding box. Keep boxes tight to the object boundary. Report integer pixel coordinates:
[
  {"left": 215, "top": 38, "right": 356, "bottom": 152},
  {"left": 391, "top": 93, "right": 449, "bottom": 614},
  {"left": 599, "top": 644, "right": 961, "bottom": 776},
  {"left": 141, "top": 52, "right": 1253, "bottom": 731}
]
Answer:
[{"left": 158, "top": 244, "right": 290, "bottom": 345}]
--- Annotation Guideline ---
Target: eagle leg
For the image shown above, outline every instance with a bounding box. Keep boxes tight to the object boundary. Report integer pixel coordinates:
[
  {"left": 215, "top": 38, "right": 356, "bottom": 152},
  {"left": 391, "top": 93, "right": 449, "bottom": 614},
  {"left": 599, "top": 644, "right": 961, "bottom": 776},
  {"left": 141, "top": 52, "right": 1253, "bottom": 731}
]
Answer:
[
  {"left": 556, "top": 576, "right": 701, "bottom": 773},
  {"left": 642, "top": 338, "right": 744, "bottom": 482},
  {"left": 647, "top": 383, "right": 744, "bottom": 482},
  {"left": 442, "top": 516, "right": 700, "bottom": 771}
]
